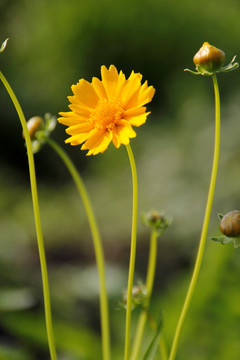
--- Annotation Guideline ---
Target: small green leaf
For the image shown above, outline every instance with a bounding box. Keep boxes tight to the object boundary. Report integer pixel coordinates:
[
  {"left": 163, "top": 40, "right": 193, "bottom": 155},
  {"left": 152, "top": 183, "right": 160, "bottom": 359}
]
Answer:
[
  {"left": 222, "top": 237, "right": 234, "bottom": 244},
  {"left": 211, "top": 236, "right": 226, "bottom": 243},
  {"left": 142, "top": 314, "right": 163, "bottom": 360},
  {"left": 210, "top": 236, "right": 233, "bottom": 245},
  {"left": 184, "top": 68, "right": 202, "bottom": 75},
  {"left": 0, "top": 38, "right": 9, "bottom": 53},
  {"left": 233, "top": 237, "right": 240, "bottom": 248}
]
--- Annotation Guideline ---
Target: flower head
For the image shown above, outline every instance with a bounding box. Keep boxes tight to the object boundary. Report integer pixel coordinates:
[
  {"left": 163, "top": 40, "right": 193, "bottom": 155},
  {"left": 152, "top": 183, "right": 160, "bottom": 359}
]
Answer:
[{"left": 58, "top": 65, "right": 155, "bottom": 155}]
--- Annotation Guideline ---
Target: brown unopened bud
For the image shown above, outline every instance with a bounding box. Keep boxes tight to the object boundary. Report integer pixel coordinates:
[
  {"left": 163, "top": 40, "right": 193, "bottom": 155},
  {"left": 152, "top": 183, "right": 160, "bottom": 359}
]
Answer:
[
  {"left": 219, "top": 210, "right": 240, "bottom": 238},
  {"left": 193, "top": 42, "right": 225, "bottom": 73},
  {"left": 23, "top": 116, "right": 43, "bottom": 140}
]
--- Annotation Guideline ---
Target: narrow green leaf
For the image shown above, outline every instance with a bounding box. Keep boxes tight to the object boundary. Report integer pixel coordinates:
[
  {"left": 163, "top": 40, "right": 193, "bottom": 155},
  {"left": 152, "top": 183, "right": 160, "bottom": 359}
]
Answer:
[
  {"left": 210, "top": 236, "right": 233, "bottom": 245},
  {"left": 142, "top": 314, "right": 163, "bottom": 360}
]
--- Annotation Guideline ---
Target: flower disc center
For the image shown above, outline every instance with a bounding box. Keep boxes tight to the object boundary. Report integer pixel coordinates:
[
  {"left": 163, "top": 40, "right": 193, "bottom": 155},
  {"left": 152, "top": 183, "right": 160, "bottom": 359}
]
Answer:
[{"left": 91, "top": 99, "right": 124, "bottom": 130}]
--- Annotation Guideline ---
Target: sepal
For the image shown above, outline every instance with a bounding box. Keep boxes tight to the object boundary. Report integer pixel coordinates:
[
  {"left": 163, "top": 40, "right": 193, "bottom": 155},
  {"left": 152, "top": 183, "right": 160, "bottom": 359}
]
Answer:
[{"left": 210, "top": 236, "right": 233, "bottom": 245}]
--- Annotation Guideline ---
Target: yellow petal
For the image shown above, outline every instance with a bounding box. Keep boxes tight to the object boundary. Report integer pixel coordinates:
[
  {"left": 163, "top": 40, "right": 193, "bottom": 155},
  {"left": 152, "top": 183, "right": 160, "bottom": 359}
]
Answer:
[
  {"left": 124, "top": 81, "right": 155, "bottom": 109},
  {"left": 71, "top": 79, "right": 99, "bottom": 109},
  {"left": 139, "top": 84, "right": 155, "bottom": 106},
  {"left": 112, "top": 124, "right": 136, "bottom": 147},
  {"left": 128, "top": 112, "right": 149, "bottom": 127},
  {"left": 81, "top": 129, "right": 105, "bottom": 150},
  {"left": 91, "top": 77, "right": 107, "bottom": 100},
  {"left": 115, "top": 71, "right": 127, "bottom": 98},
  {"left": 120, "top": 72, "right": 142, "bottom": 106},
  {"left": 58, "top": 112, "right": 85, "bottom": 126},
  {"left": 66, "top": 123, "right": 94, "bottom": 135},
  {"left": 68, "top": 104, "right": 90, "bottom": 117},
  {"left": 65, "top": 131, "right": 92, "bottom": 145},
  {"left": 86, "top": 131, "right": 113, "bottom": 155},
  {"left": 101, "top": 65, "right": 119, "bottom": 99},
  {"left": 123, "top": 106, "right": 147, "bottom": 119}
]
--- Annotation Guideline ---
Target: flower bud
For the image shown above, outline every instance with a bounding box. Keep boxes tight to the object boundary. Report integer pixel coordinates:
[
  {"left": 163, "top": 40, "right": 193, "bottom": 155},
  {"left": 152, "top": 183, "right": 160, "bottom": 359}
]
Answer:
[
  {"left": 219, "top": 210, "right": 240, "bottom": 238},
  {"left": 23, "top": 116, "right": 44, "bottom": 140},
  {"left": 122, "top": 283, "right": 147, "bottom": 310},
  {"left": 141, "top": 210, "right": 171, "bottom": 236},
  {"left": 193, "top": 42, "right": 225, "bottom": 73}
]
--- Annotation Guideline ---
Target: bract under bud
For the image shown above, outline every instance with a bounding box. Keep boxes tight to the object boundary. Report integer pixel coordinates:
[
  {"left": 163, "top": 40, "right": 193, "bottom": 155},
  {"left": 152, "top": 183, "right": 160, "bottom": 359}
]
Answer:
[
  {"left": 219, "top": 210, "right": 240, "bottom": 238},
  {"left": 193, "top": 42, "right": 225, "bottom": 73}
]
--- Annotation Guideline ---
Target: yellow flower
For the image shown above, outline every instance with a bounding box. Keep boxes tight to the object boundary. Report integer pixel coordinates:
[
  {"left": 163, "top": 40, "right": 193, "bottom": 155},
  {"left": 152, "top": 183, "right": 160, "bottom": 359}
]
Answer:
[{"left": 58, "top": 65, "right": 155, "bottom": 155}]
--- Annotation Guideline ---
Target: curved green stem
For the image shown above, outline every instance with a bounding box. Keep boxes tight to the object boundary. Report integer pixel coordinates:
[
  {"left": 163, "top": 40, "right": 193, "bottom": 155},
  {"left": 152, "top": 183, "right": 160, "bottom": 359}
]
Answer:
[
  {"left": 124, "top": 144, "right": 138, "bottom": 360},
  {"left": 168, "top": 74, "right": 221, "bottom": 360},
  {"left": 44, "top": 136, "right": 111, "bottom": 360},
  {"left": 0, "top": 72, "right": 57, "bottom": 359},
  {"left": 131, "top": 229, "right": 158, "bottom": 360}
]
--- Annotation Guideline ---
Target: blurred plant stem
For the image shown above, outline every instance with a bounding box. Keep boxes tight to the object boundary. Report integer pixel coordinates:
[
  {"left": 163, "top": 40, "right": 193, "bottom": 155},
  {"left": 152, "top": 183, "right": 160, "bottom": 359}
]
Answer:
[
  {"left": 0, "top": 71, "right": 57, "bottom": 360},
  {"left": 168, "top": 74, "right": 221, "bottom": 360},
  {"left": 131, "top": 228, "right": 158, "bottom": 360},
  {"left": 131, "top": 228, "right": 168, "bottom": 360},
  {"left": 124, "top": 144, "right": 138, "bottom": 360},
  {"left": 44, "top": 136, "right": 111, "bottom": 360}
]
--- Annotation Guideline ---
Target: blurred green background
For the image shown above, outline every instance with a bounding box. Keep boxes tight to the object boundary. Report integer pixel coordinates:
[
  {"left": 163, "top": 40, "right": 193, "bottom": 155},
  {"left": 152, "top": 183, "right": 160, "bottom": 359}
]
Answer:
[{"left": 1, "top": 0, "right": 240, "bottom": 359}]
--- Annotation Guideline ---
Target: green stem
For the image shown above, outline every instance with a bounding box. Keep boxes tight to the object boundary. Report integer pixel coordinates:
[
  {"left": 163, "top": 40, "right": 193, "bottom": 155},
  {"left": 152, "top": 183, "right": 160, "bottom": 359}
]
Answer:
[
  {"left": 159, "top": 336, "right": 168, "bottom": 360},
  {"left": 43, "top": 136, "right": 111, "bottom": 360},
  {"left": 168, "top": 74, "right": 221, "bottom": 360},
  {"left": 0, "top": 72, "right": 57, "bottom": 360},
  {"left": 130, "top": 229, "right": 158, "bottom": 360},
  {"left": 124, "top": 144, "right": 138, "bottom": 360}
]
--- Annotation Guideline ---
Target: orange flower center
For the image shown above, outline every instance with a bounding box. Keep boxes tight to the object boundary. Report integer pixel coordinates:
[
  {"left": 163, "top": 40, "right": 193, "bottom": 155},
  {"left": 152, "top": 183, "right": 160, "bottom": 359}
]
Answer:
[{"left": 90, "top": 99, "right": 124, "bottom": 130}]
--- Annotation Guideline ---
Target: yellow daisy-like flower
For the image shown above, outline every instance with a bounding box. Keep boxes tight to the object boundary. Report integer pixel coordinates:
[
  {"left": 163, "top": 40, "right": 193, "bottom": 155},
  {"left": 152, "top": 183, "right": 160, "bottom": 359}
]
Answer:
[{"left": 58, "top": 65, "right": 155, "bottom": 155}]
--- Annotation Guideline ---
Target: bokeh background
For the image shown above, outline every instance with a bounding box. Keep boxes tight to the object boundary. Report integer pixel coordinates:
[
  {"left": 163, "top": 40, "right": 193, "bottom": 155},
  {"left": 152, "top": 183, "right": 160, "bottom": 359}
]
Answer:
[{"left": 1, "top": 0, "right": 240, "bottom": 359}]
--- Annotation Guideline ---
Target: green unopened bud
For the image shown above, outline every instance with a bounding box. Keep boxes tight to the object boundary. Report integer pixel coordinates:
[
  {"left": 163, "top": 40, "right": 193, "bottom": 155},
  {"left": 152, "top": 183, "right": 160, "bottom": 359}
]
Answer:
[
  {"left": 185, "top": 42, "right": 238, "bottom": 76},
  {"left": 22, "top": 113, "right": 56, "bottom": 154},
  {"left": 141, "top": 210, "right": 172, "bottom": 237},
  {"left": 211, "top": 211, "right": 240, "bottom": 249},
  {"left": 219, "top": 210, "right": 240, "bottom": 238},
  {"left": 193, "top": 42, "right": 225, "bottom": 73},
  {"left": 23, "top": 116, "right": 44, "bottom": 140}
]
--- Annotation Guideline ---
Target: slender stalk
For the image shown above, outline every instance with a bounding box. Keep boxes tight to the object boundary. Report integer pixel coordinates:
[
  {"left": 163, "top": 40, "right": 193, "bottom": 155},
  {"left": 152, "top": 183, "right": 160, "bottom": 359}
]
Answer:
[
  {"left": 168, "top": 74, "right": 221, "bottom": 360},
  {"left": 0, "top": 72, "right": 57, "bottom": 359},
  {"left": 159, "top": 336, "right": 168, "bottom": 360},
  {"left": 43, "top": 136, "right": 111, "bottom": 360},
  {"left": 124, "top": 143, "right": 138, "bottom": 360},
  {"left": 131, "top": 229, "right": 158, "bottom": 360}
]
